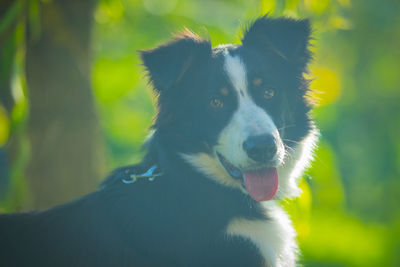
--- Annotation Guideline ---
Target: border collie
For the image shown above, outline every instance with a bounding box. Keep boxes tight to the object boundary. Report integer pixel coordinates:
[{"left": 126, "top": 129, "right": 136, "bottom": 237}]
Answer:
[{"left": 0, "top": 16, "right": 317, "bottom": 266}]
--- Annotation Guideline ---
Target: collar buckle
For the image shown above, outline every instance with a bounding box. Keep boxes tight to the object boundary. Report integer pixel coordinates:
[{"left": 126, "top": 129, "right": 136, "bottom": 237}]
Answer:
[{"left": 122, "top": 165, "right": 162, "bottom": 184}]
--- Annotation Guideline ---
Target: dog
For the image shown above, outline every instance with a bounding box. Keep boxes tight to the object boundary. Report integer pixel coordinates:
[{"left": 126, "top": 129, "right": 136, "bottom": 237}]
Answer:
[{"left": 0, "top": 16, "right": 317, "bottom": 266}]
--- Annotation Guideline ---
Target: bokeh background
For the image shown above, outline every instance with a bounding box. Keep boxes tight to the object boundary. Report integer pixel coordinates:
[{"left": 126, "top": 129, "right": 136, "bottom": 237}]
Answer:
[{"left": 0, "top": 0, "right": 399, "bottom": 266}]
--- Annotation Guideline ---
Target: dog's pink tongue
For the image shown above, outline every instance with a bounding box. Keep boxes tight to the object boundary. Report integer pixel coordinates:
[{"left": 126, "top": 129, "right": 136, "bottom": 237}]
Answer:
[{"left": 243, "top": 168, "right": 278, "bottom": 202}]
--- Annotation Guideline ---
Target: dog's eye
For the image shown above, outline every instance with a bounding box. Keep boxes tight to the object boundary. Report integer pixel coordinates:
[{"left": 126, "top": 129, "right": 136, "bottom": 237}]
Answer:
[
  {"left": 263, "top": 89, "right": 275, "bottom": 100},
  {"left": 210, "top": 98, "right": 224, "bottom": 108}
]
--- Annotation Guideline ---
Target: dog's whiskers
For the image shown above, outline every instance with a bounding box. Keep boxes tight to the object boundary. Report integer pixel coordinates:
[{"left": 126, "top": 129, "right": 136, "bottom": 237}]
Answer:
[
  {"left": 281, "top": 143, "right": 295, "bottom": 164},
  {"left": 283, "top": 143, "right": 295, "bottom": 153},
  {"left": 282, "top": 138, "right": 300, "bottom": 145}
]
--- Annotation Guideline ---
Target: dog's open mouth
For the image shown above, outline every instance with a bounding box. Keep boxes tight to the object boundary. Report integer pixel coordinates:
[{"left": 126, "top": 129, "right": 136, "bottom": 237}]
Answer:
[{"left": 217, "top": 153, "right": 278, "bottom": 202}]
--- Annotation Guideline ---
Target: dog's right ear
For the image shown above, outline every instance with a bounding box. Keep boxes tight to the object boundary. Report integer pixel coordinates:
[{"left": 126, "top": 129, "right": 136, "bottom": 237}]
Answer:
[{"left": 139, "top": 30, "right": 212, "bottom": 93}]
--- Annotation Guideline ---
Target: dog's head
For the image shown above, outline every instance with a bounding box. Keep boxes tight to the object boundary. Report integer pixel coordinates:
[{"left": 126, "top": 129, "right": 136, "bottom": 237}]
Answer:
[{"left": 140, "top": 16, "right": 318, "bottom": 201}]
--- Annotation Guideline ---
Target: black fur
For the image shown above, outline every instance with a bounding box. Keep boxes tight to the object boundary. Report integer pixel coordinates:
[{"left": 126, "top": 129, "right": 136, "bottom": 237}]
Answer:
[
  {"left": 0, "top": 143, "right": 265, "bottom": 266},
  {"left": 0, "top": 16, "right": 313, "bottom": 266}
]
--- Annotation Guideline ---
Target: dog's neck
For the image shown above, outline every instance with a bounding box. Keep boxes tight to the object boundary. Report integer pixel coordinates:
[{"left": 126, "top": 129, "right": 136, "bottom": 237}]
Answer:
[{"left": 146, "top": 130, "right": 209, "bottom": 174}]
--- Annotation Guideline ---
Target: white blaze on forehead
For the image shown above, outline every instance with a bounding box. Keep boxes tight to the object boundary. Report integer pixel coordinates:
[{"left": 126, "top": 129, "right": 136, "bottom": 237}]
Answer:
[
  {"left": 223, "top": 52, "right": 247, "bottom": 93},
  {"left": 222, "top": 51, "right": 278, "bottom": 137}
]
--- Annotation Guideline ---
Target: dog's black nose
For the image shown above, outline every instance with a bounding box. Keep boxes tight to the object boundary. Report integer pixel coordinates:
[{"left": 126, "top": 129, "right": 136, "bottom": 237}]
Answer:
[{"left": 243, "top": 134, "right": 277, "bottom": 163}]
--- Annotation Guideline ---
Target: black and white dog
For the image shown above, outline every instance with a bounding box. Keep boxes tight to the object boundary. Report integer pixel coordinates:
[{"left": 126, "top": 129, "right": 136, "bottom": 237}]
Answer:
[{"left": 0, "top": 16, "right": 317, "bottom": 266}]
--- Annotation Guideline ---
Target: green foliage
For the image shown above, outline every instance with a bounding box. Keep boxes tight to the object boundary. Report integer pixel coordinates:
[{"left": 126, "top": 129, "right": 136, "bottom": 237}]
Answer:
[
  {"left": 0, "top": 1, "right": 21, "bottom": 36},
  {"left": 0, "top": 0, "right": 31, "bottom": 211}
]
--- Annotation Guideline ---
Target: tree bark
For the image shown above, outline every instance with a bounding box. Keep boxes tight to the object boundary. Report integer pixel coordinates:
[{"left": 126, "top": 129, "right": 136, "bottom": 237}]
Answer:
[{"left": 25, "top": 0, "right": 103, "bottom": 210}]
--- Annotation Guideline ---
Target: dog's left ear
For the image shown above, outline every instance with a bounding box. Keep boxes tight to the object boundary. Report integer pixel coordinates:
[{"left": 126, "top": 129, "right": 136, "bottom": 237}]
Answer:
[
  {"left": 242, "top": 16, "right": 312, "bottom": 69},
  {"left": 140, "top": 30, "right": 212, "bottom": 93}
]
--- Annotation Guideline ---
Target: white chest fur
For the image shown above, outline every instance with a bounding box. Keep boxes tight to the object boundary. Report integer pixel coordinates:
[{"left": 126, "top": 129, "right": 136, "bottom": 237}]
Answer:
[{"left": 225, "top": 203, "right": 297, "bottom": 267}]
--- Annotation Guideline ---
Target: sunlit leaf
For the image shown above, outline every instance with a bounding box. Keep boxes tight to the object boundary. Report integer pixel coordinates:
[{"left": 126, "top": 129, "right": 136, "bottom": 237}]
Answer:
[
  {"left": 0, "top": 106, "right": 9, "bottom": 146},
  {"left": 93, "top": 57, "right": 140, "bottom": 104},
  {"left": 303, "top": 0, "right": 331, "bottom": 14},
  {"left": 329, "top": 15, "right": 352, "bottom": 30},
  {"left": 308, "top": 65, "right": 341, "bottom": 106},
  {"left": 95, "top": 0, "right": 125, "bottom": 23},
  {"left": 261, "top": 0, "right": 276, "bottom": 14},
  {"left": 283, "top": 179, "right": 313, "bottom": 239}
]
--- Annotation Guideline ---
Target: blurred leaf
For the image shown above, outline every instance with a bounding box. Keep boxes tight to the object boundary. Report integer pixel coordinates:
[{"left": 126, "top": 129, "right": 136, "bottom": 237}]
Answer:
[
  {"left": 308, "top": 65, "right": 341, "bottom": 106},
  {"left": 96, "top": 0, "right": 125, "bottom": 24},
  {"left": 261, "top": 0, "right": 276, "bottom": 14},
  {"left": 28, "top": 0, "right": 41, "bottom": 41},
  {"left": 143, "top": 0, "right": 178, "bottom": 15},
  {"left": 283, "top": 179, "right": 313, "bottom": 240},
  {"left": 374, "top": 53, "right": 400, "bottom": 93},
  {"left": 0, "top": 0, "right": 22, "bottom": 35},
  {"left": 303, "top": 0, "right": 331, "bottom": 14},
  {"left": 0, "top": 29, "right": 15, "bottom": 85},
  {"left": 302, "top": 210, "right": 389, "bottom": 267},
  {"left": 0, "top": 105, "right": 9, "bottom": 146},
  {"left": 93, "top": 56, "right": 140, "bottom": 104},
  {"left": 329, "top": 15, "right": 352, "bottom": 30},
  {"left": 308, "top": 141, "right": 345, "bottom": 210}
]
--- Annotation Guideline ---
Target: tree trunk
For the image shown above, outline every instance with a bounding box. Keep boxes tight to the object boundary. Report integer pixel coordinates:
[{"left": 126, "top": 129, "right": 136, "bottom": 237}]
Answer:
[{"left": 25, "top": 0, "right": 103, "bottom": 210}]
